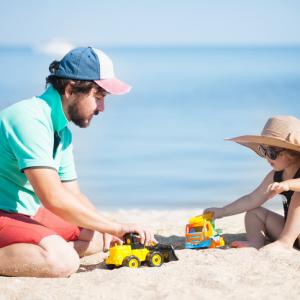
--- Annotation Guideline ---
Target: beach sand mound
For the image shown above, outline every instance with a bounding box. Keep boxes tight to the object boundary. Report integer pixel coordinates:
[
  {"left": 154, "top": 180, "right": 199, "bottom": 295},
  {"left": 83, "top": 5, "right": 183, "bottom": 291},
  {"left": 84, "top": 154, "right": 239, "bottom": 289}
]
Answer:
[{"left": 1, "top": 210, "right": 300, "bottom": 300}]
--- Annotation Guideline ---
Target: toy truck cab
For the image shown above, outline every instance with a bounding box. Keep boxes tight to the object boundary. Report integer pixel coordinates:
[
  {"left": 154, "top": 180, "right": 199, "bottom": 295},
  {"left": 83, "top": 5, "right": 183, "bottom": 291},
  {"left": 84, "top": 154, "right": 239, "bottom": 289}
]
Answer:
[{"left": 185, "top": 213, "right": 225, "bottom": 249}]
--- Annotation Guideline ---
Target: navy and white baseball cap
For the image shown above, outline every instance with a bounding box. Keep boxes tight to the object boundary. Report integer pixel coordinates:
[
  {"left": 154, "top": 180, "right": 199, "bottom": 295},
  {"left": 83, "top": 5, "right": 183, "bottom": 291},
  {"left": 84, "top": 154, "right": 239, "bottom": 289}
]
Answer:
[{"left": 52, "top": 47, "right": 131, "bottom": 95}]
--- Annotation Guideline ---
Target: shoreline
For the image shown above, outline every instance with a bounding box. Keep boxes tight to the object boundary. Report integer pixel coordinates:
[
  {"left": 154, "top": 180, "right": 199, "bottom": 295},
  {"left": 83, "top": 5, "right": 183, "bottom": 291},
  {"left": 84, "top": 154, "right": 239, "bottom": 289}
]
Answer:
[{"left": 96, "top": 201, "right": 285, "bottom": 212}]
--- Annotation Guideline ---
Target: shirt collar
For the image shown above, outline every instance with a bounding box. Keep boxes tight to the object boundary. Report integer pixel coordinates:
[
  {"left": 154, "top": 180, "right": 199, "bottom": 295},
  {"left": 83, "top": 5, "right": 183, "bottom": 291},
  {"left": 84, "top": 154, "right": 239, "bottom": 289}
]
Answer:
[{"left": 38, "top": 85, "right": 68, "bottom": 133}]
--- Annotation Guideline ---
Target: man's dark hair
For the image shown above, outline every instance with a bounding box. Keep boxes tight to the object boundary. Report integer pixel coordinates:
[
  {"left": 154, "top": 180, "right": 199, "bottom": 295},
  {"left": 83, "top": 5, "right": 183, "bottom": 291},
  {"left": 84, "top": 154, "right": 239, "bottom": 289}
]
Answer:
[{"left": 46, "top": 60, "right": 105, "bottom": 96}]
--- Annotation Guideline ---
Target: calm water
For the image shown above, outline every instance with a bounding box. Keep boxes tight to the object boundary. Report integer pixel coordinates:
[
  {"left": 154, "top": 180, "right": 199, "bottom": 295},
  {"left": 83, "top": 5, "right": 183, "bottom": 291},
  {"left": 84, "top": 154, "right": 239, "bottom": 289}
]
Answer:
[{"left": 0, "top": 46, "right": 300, "bottom": 209}]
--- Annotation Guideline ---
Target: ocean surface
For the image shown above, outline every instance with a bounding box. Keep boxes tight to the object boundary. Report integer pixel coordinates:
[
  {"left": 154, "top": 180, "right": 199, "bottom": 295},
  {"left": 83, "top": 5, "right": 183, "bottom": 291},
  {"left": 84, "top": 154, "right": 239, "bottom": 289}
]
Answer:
[{"left": 0, "top": 46, "right": 300, "bottom": 210}]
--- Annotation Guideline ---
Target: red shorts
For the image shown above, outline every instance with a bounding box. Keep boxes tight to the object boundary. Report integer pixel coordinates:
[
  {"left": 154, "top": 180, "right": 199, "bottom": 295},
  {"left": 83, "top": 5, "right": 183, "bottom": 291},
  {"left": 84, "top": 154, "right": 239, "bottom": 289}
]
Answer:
[{"left": 0, "top": 207, "right": 81, "bottom": 248}]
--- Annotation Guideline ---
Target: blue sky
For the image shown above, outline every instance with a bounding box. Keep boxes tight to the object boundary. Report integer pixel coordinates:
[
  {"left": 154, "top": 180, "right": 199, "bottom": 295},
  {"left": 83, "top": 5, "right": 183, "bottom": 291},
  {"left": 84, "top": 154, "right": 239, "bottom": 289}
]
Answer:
[{"left": 1, "top": 0, "right": 300, "bottom": 47}]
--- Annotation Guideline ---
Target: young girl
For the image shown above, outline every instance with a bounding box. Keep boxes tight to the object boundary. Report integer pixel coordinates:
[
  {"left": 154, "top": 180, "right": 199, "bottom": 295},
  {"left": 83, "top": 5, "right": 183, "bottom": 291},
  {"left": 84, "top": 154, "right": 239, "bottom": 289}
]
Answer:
[{"left": 204, "top": 115, "right": 300, "bottom": 250}]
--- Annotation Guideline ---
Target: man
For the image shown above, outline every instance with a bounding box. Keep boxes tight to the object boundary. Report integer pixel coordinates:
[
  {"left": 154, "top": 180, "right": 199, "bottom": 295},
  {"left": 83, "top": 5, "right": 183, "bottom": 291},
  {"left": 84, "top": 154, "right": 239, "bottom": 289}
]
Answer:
[{"left": 0, "top": 47, "right": 155, "bottom": 278}]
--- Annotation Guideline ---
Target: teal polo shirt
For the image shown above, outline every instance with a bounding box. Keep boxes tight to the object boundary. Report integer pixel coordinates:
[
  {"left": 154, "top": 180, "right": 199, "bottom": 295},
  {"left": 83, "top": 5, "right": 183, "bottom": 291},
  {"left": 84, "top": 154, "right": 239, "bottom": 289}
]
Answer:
[{"left": 0, "top": 86, "right": 77, "bottom": 216}]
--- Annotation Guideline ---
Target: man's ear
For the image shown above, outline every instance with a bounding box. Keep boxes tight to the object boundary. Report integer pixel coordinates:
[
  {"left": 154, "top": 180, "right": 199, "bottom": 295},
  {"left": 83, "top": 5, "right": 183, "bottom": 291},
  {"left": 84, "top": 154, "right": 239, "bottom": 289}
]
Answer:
[{"left": 64, "top": 82, "right": 73, "bottom": 98}]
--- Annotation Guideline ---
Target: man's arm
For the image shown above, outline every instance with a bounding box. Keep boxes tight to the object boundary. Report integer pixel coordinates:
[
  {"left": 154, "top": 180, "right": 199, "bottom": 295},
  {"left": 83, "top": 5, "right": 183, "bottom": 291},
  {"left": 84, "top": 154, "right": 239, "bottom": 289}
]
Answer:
[
  {"left": 62, "top": 180, "right": 97, "bottom": 211},
  {"left": 24, "top": 168, "right": 154, "bottom": 244}
]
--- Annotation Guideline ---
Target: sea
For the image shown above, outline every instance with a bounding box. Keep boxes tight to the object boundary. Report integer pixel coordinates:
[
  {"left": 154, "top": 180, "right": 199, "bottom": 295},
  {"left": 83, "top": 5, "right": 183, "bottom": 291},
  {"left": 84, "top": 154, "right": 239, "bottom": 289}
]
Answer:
[{"left": 0, "top": 46, "right": 300, "bottom": 210}]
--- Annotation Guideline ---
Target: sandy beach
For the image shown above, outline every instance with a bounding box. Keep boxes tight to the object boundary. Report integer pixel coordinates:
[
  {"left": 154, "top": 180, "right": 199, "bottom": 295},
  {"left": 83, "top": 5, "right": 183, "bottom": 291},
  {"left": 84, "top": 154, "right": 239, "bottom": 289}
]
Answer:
[{"left": 1, "top": 209, "right": 300, "bottom": 300}]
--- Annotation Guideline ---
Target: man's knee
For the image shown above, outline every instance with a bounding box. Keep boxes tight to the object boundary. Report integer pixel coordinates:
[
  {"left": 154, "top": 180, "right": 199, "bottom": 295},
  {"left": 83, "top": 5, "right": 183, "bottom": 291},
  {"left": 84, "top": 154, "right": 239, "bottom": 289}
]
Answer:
[
  {"left": 40, "top": 235, "right": 80, "bottom": 277},
  {"left": 0, "top": 240, "right": 80, "bottom": 278},
  {"left": 44, "top": 248, "right": 80, "bottom": 277}
]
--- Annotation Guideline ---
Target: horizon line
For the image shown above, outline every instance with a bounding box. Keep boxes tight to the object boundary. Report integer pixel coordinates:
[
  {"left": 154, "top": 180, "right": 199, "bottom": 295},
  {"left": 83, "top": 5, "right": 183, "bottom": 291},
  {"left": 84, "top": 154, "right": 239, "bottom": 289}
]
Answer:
[{"left": 1, "top": 43, "right": 300, "bottom": 50}]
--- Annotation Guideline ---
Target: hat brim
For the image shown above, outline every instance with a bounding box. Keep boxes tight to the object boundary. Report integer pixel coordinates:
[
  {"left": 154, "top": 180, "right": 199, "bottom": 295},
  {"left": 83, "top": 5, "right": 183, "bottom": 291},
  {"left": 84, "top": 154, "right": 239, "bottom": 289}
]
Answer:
[
  {"left": 94, "top": 78, "right": 132, "bottom": 95},
  {"left": 226, "top": 135, "right": 300, "bottom": 155}
]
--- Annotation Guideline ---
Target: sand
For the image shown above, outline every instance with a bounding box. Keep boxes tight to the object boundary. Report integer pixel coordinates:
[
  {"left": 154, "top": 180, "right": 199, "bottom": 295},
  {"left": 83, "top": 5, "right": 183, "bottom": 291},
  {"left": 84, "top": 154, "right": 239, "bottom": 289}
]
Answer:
[{"left": 1, "top": 209, "right": 300, "bottom": 300}]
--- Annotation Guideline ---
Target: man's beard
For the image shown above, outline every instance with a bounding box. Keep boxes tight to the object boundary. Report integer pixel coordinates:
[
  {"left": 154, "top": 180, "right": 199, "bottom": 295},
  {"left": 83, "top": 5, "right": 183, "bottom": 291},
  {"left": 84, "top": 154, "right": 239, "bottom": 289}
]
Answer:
[{"left": 68, "top": 98, "right": 90, "bottom": 128}]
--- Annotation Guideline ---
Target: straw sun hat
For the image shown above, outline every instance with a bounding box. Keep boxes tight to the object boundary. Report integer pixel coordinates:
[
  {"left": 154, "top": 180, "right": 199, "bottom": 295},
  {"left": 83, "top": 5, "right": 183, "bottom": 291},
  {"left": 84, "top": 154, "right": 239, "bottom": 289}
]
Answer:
[{"left": 226, "top": 115, "right": 300, "bottom": 155}]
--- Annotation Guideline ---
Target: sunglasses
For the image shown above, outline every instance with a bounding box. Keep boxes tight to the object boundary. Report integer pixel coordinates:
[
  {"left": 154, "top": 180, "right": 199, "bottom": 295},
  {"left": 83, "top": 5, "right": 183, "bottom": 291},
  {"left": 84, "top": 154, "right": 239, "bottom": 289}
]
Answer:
[{"left": 258, "top": 145, "right": 284, "bottom": 160}]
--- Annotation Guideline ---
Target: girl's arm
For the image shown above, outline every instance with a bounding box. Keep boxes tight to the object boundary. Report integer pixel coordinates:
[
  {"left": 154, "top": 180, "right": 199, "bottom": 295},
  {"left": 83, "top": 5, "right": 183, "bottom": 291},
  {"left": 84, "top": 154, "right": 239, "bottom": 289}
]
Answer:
[
  {"left": 204, "top": 171, "right": 275, "bottom": 218},
  {"left": 267, "top": 178, "right": 300, "bottom": 196}
]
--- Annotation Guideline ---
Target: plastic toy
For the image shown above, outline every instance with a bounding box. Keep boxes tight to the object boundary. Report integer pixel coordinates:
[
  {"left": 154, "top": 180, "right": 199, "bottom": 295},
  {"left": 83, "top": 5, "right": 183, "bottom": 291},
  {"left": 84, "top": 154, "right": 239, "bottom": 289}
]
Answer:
[
  {"left": 105, "top": 233, "right": 178, "bottom": 269},
  {"left": 185, "top": 212, "right": 225, "bottom": 249}
]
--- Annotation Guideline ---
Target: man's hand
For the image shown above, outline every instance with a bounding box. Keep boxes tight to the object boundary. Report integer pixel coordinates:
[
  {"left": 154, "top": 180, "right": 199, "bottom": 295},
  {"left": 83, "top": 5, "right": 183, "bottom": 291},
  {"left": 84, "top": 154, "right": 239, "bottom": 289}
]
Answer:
[
  {"left": 266, "top": 181, "right": 289, "bottom": 199},
  {"left": 203, "top": 207, "right": 224, "bottom": 219},
  {"left": 103, "top": 233, "right": 123, "bottom": 252},
  {"left": 116, "top": 223, "right": 157, "bottom": 246}
]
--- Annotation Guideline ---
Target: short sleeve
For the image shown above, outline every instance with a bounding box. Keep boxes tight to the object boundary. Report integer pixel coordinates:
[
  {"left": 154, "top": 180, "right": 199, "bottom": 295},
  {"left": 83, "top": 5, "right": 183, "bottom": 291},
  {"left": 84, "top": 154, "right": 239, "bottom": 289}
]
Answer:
[{"left": 6, "top": 110, "right": 56, "bottom": 171}]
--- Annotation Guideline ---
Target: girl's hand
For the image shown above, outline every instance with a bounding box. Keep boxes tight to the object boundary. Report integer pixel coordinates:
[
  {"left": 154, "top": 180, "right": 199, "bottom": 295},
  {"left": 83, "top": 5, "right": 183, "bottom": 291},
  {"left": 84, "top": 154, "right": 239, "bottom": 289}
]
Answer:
[
  {"left": 266, "top": 181, "right": 289, "bottom": 199},
  {"left": 203, "top": 207, "right": 224, "bottom": 219}
]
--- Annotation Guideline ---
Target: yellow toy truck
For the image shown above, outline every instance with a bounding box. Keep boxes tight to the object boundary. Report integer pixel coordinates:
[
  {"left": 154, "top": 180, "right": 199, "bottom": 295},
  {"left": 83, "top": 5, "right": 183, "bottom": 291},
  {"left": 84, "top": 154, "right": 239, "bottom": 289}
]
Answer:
[
  {"left": 185, "top": 213, "right": 225, "bottom": 249},
  {"left": 105, "top": 233, "right": 178, "bottom": 269}
]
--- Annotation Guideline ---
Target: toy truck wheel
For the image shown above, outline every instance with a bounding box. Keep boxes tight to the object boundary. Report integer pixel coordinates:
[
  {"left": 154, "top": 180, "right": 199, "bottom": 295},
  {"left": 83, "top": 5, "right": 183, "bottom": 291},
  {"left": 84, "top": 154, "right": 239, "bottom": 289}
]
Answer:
[
  {"left": 146, "top": 252, "right": 164, "bottom": 267},
  {"left": 106, "top": 264, "right": 115, "bottom": 270},
  {"left": 122, "top": 256, "right": 141, "bottom": 268}
]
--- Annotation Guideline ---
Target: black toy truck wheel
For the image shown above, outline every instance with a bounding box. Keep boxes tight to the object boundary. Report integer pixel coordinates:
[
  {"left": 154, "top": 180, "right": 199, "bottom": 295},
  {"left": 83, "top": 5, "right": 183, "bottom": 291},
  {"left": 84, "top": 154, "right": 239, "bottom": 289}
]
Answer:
[
  {"left": 106, "top": 264, "right": 116, "bottom": 270},
  {"left": 146, "top": 252, "right": 164, "bottom": 267},
  {"left": 122, "top": 255, "right": 141, "bottom": 268}
]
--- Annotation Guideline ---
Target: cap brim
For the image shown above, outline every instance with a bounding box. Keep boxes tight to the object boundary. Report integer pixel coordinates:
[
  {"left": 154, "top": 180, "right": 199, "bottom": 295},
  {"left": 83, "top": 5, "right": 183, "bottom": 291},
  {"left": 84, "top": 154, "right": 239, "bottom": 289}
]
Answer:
[{"left": 94, "top": 78, "right": 132, "bottom": 95}]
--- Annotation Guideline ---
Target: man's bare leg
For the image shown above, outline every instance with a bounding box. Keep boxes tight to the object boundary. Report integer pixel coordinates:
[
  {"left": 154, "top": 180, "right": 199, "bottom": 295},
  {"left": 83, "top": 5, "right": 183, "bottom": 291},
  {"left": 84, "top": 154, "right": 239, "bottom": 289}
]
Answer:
[
  {"left": 0, "top": 235, "right": 80, "bottom": 277},
  {"left": 231, "top": 207, "right": 285, "bottom": 249},
  {"left": 70, "top": 229, "right": 104, "bottom": 257}
]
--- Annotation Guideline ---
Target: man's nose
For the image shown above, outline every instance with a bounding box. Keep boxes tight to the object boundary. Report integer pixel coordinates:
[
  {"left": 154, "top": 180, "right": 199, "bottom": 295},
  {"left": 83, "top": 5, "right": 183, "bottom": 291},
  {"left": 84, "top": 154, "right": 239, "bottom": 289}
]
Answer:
[{"left": 98, "top": 98, "right": 105, "bottom": 112}]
